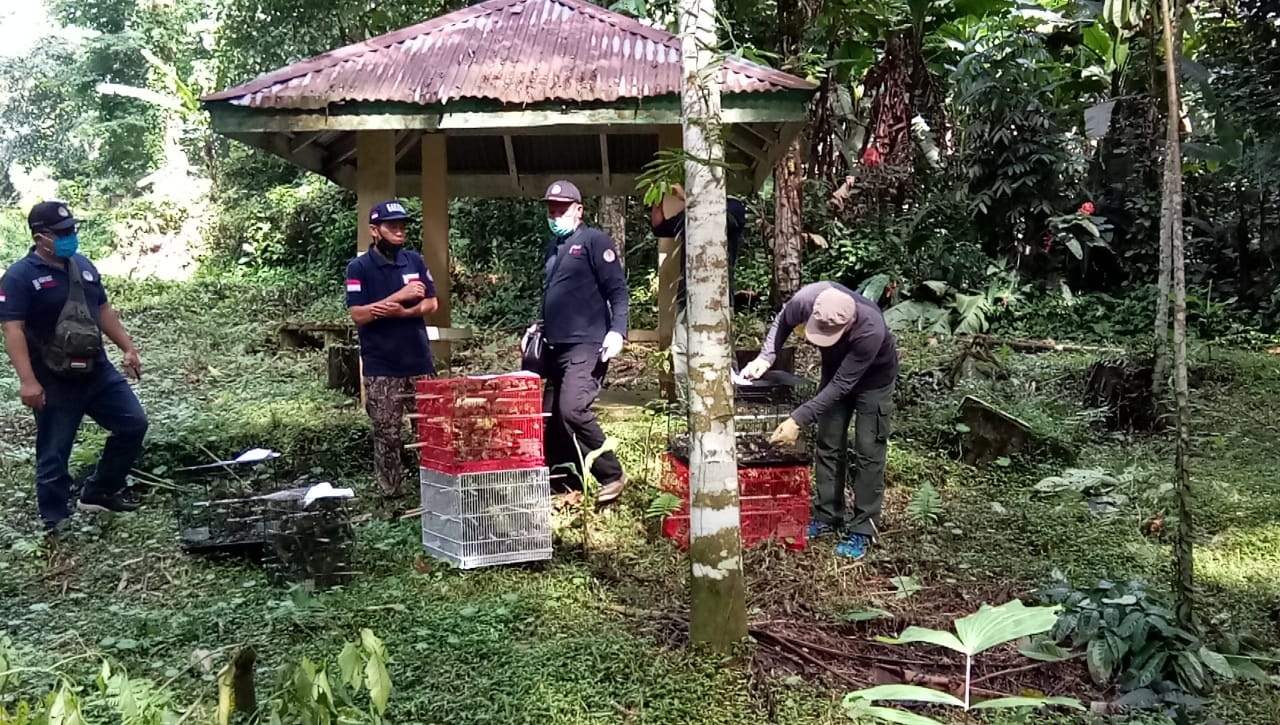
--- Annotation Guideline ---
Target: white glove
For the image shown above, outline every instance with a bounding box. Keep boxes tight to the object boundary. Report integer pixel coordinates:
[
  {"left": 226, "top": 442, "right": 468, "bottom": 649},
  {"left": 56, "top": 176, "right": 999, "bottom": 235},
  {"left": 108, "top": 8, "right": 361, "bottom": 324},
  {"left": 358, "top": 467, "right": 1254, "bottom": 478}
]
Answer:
[
  {"left": 601, "top": 331, "right": 625, "bottom": 362},
  {"left": 741, "top": 357, "right": 771, "bottom": 380}
]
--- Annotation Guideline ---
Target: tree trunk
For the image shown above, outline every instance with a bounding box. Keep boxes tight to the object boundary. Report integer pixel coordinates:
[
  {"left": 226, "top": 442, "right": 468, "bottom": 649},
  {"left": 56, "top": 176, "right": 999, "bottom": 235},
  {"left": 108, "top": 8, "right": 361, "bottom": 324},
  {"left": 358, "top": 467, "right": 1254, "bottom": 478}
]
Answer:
[
  {"left": 600, "top": 196, "right": 628, "bottom": 267},
  {"left": 1151, "top": 15, "right": 1173, "bottom": 407},
  {"left": 770, "top": 0, "right": 806, "bottom": 311},
  {"left": 772, "top": 142, "right": 805, "bottom": 310},
  {"left": 1158, "top": 0, "right": 1194, "bottom": 632},
  {"left": 679, "top": 0, "right": 747, "bottom": 651}
]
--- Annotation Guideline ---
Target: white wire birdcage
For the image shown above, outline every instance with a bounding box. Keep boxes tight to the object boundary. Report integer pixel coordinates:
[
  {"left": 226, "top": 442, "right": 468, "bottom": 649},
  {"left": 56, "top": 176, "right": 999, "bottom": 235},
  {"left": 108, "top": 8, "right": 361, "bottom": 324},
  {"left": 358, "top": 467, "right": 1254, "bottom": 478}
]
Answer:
[{"left": 419, "top": 466, "right": 552, "bottom": 569}]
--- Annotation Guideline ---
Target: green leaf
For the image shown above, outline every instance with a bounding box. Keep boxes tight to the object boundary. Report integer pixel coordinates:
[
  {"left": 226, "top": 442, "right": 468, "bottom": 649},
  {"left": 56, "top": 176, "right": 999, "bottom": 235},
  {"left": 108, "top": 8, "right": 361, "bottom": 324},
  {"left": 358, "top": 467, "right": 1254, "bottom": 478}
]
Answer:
[
  {"left": 1198, "top": 646, "right": 1234, "bottom": 680},
  {"left": 953, "top": 601, "right": 1061, "bottom": 655},
  {"left": 338, "top": 642, "right": 363, "bottom": 690},
  {"left": 1087, "top": 637, "right": 1114, "bottom": 683},
  {"left": 1018, "top": 639, "right": 1073, "bottom": 662},
  {"left": 1128, "top": 649, "right": 1167, "bottom": 689},
  {"left": 1175, "top": 651, "right": 1208, "bottom": 693},
  {"left": 841, "top": 697, "right": 946, "bottom": 725},
  {"left": 842, "top": 608, "right": 893, "bottom": 622},
  {"left": 1065, "top": 239, "right": 1084, "bottom": 259},
  {"left": 859, "top": 273, "right": 892, "bottom": 301},
  {"left": 360, "top": 629, "right": 388, "bottom": 661},
  {"left": 1225, "top": 655, "right": 1269, "bottom": 682},
  {"left": 970, "top": 696, "right": 1085, "bottom": 711},
  {"left": 365, "top": 652, "right": 392, "bottom": 715},
  {"left": 877, "top": 626, "right": 965, "bottom": 654},
  {"left": 845, "top": 684, "right": 966, "bottom": 707}
]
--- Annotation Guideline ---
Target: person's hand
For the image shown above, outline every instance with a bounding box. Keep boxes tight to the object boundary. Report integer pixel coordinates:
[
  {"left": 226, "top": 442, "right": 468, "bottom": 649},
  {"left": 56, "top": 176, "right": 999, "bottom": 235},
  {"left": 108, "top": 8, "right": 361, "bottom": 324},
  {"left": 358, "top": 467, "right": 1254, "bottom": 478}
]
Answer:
[
  {"left": 393, "top": 281, "right": 426, "bottom": 304},
  {"left": 19, "top": 379, "right": 45, "bottom": 410},
  {"left": 769, "top": 417, "right": 801, "bottom": 446},
  {"left": 370, "top": 300, "right": 401, "bottom": 318},
  {"left": 741, "top": 357, "right": 771, "bottom": 380},
  {"left": 123, "top": 349, "right": 142, "bottom": 380},
  {"left": 600, "top": 331, "right": 625, "bottom": 362}
]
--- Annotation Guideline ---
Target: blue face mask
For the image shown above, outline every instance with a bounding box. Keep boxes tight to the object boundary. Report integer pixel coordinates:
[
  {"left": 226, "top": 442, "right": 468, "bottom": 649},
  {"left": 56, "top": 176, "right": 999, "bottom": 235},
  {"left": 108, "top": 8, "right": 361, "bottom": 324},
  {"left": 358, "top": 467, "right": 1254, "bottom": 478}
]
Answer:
[
  {"left": 53, "top": 233, "right": 80, "bottom": 259},
  {"left": 548, "top": 216, "right": 577, "bottom": 237}
]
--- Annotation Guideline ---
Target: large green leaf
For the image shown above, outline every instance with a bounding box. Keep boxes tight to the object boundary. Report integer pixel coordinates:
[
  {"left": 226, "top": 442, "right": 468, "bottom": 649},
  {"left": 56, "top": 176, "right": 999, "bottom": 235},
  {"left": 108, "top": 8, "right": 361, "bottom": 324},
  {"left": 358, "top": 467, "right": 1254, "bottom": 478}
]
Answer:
[
  {"left": 1198, "top": 646, "right": 1234, "bottom": 680},
  {"left": 953, "top": 293, "right": 988, "bottom": 335},
  {"left": 845, "top": 684, "right": 966, "bottom": 707},
  {"left": 338, "top": 642, "right": 363, "bottom": 690},
  {"left": 1018, "top": 639, "right": 1073, "bottom": 662},
  {"left": 842, "top": 697, "right": 946, "bottom": 725},
  {"left": 953, "top": 601, "right": 1061, "bottom": 655},
  {"left": 1086, "top": 637, "right": 1114, "bottom": 683},
  {"left": 970, "top": 696, "right": 1085, "bottom": 711},
  {"left": 859, "top": 273, "right": 892, "bottom": 302},
  {"left": 877, "top": 627, "right": 966, "bottom": 654},
  {"left": 1225, "top": 655, "right": 1270, "bottom": 682}
]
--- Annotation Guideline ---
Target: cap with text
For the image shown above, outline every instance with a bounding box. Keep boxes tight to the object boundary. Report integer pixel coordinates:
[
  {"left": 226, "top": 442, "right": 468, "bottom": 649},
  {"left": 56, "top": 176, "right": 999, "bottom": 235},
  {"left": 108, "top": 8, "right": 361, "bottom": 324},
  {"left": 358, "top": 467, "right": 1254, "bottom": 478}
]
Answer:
[{"left": 369, "top": 200, "right": 411, "bottom": 224}]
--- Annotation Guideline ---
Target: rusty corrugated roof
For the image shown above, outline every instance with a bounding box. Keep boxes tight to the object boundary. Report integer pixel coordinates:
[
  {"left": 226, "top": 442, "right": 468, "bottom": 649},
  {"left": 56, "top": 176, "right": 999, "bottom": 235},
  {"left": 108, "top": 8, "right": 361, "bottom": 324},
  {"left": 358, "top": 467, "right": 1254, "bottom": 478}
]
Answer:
[{"left": 203, "top": 0, "right": 816, "bottom": 108}]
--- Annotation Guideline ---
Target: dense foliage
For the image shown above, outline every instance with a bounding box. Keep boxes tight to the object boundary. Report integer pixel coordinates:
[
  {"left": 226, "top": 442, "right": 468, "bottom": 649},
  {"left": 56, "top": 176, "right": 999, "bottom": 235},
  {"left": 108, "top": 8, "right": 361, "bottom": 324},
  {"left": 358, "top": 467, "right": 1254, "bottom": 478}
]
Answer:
[{"left": 0, "top": 0, "right": 1277, "bottom": 340}]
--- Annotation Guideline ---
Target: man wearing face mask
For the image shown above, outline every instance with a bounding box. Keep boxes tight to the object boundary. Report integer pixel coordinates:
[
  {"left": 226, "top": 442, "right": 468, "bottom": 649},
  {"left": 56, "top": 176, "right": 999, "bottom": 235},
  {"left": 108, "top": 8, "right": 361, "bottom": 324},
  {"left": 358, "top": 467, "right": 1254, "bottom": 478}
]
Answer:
[
  {"left": 538, "top": 181, "right": 630, "bottom": 504},
  {"left": 345, "top": 200, "right": 438, "bottom": 498},
  {"left": 0, "top": 201, "right": 149, "bottom": 533}
]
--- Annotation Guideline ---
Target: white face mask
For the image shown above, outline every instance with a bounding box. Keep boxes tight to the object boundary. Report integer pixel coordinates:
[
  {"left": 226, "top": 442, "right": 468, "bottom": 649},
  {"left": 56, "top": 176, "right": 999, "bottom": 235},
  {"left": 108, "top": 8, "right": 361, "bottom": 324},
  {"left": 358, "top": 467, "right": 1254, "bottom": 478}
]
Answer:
[{"left": 547, "top": 208, "right": 579, "bottom": 236}]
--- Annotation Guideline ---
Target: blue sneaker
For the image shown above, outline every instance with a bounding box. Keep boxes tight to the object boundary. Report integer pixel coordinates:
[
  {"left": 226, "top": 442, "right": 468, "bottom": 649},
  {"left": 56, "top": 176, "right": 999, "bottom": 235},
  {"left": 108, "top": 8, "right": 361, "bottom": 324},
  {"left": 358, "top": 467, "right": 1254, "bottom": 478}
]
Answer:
[
  {"left": 807, "top": 520, "right": 840, "bottom": 538},
  {"left": 835, "top": 532, "right": 871, "bottom": 560}
]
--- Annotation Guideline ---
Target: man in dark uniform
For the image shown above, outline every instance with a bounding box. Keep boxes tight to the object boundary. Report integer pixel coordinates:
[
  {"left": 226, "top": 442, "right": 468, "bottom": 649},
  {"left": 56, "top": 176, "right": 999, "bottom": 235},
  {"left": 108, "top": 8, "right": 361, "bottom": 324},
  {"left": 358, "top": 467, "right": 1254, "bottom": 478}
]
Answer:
[
  {"left": 741, "top": 282, "right": 899, "bottom": 560},
  {"left": 345, "top": 199, "right": 438, "bottom": 497},
  {"left": 539, "top": 180, "right": 630, "bottom": 504},
  {"left": 0, "top": 201, "right": 149, "bottom": 532},
  {"left": 649, "top": 184, "right": 747, "bottom": 393}
]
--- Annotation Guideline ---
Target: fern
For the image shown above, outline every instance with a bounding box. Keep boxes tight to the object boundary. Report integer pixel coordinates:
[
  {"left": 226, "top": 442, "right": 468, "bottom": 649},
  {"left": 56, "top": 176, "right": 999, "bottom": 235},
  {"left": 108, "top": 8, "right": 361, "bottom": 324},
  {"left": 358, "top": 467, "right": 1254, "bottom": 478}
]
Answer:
[
  {"left": 907, "top": 482, "right": 943, "bottom": 525},
  {"left": 645, "top": 492, "right": 683, "bottom": 520}
]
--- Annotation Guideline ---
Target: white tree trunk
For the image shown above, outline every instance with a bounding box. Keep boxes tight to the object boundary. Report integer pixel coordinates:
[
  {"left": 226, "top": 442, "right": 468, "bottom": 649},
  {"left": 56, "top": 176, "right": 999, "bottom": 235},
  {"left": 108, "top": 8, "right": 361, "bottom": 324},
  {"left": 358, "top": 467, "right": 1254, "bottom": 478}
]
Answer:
[{"left": 679, "top": 0, "right": 747, "bottom": 649}]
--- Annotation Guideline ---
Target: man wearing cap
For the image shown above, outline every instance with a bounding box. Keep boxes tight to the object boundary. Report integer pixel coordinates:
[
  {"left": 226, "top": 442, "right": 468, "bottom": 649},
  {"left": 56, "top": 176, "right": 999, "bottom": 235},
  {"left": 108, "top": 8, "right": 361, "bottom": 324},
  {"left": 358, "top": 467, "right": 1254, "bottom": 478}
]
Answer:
[
  {"left": 741, "top": 282, "right": 898, "bottom": 559},
  {"left": 0, "top": 201, "right": 149, "bottom": 532},
  {"left": 538, "top": 180, "right": 630, "bottom": 504},
  {"left": 649, "top": 184, "right": 748, "bottom": 394},
  {"left": 345, "top": 200, "right": 438, "bottom": 498}
]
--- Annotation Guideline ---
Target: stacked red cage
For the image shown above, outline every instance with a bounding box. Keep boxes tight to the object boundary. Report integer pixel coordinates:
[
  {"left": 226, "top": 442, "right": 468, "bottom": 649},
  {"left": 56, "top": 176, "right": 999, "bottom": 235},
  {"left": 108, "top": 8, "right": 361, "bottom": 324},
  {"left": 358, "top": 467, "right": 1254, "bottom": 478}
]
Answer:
[
  {"left": 414, "top": 375, "right": 545, "bottom": 474},
  {"left": 658, "top": 453, "right": 810, "bottom": 550}
]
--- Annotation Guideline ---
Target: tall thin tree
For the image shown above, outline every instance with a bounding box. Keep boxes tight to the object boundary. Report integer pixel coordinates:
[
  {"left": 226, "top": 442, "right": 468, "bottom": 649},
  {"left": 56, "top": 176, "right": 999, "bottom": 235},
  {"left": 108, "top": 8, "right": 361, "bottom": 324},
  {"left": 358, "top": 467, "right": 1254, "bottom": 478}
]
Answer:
[
  {"left": 679, "top": 0, "right": 747, "bottom": 649},
  {"left": 1157, "top": 0, "right": 1194, "bottom": 630},
  {"left": 770, "top": 0, "right": 807, "bottom": 310}
]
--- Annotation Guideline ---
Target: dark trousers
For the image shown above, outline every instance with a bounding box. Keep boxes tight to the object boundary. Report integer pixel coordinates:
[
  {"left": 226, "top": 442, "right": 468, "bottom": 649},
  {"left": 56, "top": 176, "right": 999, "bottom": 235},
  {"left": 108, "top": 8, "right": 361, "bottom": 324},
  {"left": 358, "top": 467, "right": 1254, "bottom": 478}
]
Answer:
[
  {"left": 812, "top": 381, "right": 894, "bottom": 537},
  {"left": 542, "top": 343, "right": 623, "bottom": 491},
  {"left": 34, "top": 367, "right": 148, "bottom": 526}
]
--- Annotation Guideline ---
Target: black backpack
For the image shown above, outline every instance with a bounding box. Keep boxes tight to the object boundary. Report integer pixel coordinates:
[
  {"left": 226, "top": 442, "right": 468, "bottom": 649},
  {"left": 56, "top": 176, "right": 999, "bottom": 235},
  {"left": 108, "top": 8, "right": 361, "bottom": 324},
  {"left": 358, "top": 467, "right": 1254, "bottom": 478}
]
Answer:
[{"left": 40, "top": 258, "right": 103, "bottom": 377}]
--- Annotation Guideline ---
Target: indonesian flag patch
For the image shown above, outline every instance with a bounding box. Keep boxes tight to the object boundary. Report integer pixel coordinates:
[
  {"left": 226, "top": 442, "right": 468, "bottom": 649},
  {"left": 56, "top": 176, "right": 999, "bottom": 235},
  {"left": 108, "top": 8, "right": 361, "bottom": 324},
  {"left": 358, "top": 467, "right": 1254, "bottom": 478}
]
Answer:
[
  {"left": 345, "top": 279, "right": 362, "bottom": 293},
  {"left": 0, "top": 290, "right": 6, "bottom": 303},
  {"left": 402, "top": 272, "right": 420, "bottom": 284}
]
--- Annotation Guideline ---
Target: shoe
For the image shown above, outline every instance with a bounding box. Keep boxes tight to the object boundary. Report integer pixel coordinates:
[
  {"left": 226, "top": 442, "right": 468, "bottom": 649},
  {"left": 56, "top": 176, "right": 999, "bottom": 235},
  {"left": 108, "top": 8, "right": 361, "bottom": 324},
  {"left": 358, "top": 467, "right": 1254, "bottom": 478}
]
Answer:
[
  {"left": 807, "top": 520, "right": 841, "bottom": 538},
  {"left": 596, "top": 474, "right": 629, "bottom": 505},
  {"left": 76, "top": 493, "right": 140, "bottom": 514},
  {"left": 835, "top": 532, "right": 871, "bottom": 560}
]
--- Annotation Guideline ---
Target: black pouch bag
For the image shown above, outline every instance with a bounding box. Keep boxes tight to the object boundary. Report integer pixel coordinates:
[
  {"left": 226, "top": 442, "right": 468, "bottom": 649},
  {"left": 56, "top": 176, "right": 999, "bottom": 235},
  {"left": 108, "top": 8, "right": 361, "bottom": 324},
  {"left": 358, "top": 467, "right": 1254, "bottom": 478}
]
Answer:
[
  {"left": 40, "top": 258, "right": 103, "bottom": 377},
  {"left": 522, "top": 239, "right": 574, "bottom": 377}
]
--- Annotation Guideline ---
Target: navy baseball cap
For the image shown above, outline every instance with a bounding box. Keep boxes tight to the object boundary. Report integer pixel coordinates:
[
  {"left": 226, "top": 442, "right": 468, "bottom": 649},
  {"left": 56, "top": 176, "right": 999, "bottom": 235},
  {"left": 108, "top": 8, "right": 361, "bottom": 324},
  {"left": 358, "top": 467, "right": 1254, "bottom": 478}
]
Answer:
[
  {"left": 542, "top": 180, "right": 582, "bottom": 204},
  {"left": 28, "top": 200, "right": 79, "bottom": 234},
  {"left": 369, "top": 199, "right": 411, "bottom": 224}
]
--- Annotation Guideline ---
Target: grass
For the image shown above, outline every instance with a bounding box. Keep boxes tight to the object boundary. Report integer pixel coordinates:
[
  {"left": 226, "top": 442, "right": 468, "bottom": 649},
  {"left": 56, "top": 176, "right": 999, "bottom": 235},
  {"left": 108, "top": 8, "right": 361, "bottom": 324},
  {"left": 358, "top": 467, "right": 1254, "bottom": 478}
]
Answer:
[{"left": 1, "top": 277, "right": 1278, "bottom": 722}]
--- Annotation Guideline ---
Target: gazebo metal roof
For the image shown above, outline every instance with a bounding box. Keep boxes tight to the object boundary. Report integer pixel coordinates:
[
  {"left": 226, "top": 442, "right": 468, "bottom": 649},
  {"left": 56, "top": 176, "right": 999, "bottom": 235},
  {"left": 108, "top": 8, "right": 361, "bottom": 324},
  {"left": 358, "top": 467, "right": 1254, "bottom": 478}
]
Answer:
[{"left": 202, "top": 0, "right": 816, "bottom": 197}]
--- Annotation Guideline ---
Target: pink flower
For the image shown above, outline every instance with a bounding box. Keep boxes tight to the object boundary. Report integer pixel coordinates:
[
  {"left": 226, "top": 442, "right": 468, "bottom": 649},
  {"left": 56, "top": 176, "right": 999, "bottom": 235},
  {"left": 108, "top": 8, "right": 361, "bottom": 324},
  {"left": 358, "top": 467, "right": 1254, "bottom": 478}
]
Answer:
[
  {"left": 862, "top": 147, "right": 883, "bottom": 167},
  {"left": 1080, "top": 201, "right": 1096, "bottom": 215}
]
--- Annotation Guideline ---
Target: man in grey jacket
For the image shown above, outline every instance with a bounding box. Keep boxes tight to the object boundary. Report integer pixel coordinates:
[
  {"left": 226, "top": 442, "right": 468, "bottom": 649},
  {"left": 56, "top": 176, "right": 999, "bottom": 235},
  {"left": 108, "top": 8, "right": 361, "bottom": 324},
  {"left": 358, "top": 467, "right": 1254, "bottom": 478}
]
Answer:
[{"left": 741, "top": 282, "right": 899, "bottom": 559}]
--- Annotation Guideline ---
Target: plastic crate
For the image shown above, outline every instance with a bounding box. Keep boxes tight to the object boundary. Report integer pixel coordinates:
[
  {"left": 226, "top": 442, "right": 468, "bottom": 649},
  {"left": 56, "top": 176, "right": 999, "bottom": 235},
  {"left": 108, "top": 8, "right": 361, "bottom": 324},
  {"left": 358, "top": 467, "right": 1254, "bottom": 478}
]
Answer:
[
  {"left": 419, "top": 466, "right": 552, "bottom": 569},
  {"left": 657, "top": 453, "right": 810, "bottom": 550},
  {"left": 414, "top": 374, "right": 545, "bottom": 474},
  {"left": 660, "top": 453, "right": 811, "bottom": 500},
  {"left": 662, "top": 500, "right": 810, "bottom": 551}
]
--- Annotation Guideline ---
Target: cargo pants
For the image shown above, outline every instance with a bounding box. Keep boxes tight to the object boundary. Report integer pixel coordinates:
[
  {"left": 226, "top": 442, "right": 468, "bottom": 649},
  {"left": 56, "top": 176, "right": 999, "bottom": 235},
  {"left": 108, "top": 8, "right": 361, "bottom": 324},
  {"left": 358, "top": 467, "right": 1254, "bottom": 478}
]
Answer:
[
  {"left": 364, "top": 375, "right": 429, "bottom": 496},
  {"left": 812, "top": 381, "right": 894, "bottom": 537}
]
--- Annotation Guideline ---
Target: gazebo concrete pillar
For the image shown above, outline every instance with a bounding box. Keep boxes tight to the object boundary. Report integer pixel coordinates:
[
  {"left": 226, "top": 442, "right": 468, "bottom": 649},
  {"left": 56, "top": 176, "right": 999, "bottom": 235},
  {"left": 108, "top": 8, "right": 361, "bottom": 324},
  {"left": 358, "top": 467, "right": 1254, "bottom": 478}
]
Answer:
[
  {"left": 420, "top": 133, "right": 452, "bottom": 368},
  {"left": 356, "top": 131, "right": 396, "bottom": 253},
  {"left": 656, "top": 125, "right": 683, "bottom": 401}
]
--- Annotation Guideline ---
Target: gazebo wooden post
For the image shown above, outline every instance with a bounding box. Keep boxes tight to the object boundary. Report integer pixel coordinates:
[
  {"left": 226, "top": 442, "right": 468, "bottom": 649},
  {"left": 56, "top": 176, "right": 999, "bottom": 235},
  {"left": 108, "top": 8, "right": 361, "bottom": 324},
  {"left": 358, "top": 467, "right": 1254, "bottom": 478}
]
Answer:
[
  {"left": 356, "top": 130, "right": 396, "bottom": 253},
  {"left": 355, "top": 130, "right": 396, "bottom": 405},
  {"left": 656, "top": 125, "right": 683, "bottom": 402},
  {"left": 420, "top": 133, "right": 452, "bottom": 371}
]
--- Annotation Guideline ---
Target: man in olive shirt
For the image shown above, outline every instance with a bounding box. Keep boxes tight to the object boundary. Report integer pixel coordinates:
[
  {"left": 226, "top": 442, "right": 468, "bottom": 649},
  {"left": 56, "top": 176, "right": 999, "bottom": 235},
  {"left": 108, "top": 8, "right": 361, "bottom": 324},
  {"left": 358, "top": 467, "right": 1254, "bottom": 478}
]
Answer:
[{"left": 742, "top": 282, "right": 899, "bottom": 559}]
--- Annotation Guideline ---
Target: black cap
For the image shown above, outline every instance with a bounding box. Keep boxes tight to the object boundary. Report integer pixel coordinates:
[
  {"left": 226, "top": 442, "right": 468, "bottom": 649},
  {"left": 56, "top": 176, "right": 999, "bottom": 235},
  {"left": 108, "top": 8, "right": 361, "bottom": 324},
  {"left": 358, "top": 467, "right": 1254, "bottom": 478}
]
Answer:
[
  {"left": 369, "top": 199, "right": 412, "bottom": 224},
  {"left": 542, "top": 180, "right": 582, "bottom": 203},
  {"left": 28, "top": 201, "right": 78, "bottom": 233}
]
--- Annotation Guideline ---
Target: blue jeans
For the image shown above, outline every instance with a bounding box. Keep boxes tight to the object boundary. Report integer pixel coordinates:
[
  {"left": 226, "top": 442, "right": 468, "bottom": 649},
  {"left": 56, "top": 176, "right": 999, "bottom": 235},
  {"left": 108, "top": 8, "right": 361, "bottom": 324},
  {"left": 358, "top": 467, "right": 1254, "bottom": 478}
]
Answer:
[{"left": 33, "top": 367, "right": 148, "bottom": 526}]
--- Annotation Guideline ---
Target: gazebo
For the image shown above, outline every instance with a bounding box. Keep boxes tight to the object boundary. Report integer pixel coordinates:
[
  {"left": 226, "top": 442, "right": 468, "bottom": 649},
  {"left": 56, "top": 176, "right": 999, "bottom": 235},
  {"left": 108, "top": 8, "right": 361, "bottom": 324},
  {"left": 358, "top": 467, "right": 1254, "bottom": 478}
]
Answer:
[{"left": 202, "top": 0, "right": 816, "bottom": 386}]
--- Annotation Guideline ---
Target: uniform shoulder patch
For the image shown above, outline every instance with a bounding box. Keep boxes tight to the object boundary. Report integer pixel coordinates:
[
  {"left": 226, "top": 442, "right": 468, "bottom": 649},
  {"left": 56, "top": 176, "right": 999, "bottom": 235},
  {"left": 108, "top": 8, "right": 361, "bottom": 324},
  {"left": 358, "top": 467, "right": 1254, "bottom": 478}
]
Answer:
[{"left": 602, "top": 248, "right": 617, "bottom": 263}]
